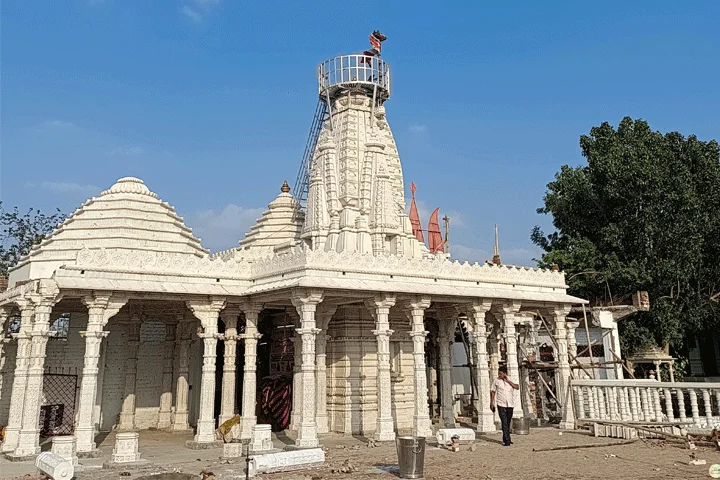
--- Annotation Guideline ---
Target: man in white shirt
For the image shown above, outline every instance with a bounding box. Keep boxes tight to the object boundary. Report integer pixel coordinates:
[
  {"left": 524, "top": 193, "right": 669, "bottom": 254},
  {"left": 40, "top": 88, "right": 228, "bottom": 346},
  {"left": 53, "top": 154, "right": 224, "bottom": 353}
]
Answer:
[{"left": 490, "top": 365, "right": 519, "bottom": 446}]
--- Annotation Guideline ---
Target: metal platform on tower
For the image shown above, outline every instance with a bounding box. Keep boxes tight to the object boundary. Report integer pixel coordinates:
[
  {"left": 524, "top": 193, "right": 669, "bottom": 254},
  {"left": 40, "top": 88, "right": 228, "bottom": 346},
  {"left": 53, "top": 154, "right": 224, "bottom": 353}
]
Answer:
[{"left": 292, "top": 33, "right": 389, "bottom": 211}]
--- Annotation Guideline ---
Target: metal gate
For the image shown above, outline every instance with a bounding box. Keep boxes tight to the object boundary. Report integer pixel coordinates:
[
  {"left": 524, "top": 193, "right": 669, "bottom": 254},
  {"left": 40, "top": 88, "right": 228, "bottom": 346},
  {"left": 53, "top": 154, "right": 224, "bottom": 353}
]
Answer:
[{"left": 40, "top": 374, "right": 78, "bottom": 436}]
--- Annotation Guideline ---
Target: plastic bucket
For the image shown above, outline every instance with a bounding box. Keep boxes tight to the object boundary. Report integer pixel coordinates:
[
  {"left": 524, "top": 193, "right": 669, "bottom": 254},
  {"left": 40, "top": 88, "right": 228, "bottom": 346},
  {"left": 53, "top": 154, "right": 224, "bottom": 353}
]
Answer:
[{"left": 396, "top": 436, "right": 425, "bottom": 479}]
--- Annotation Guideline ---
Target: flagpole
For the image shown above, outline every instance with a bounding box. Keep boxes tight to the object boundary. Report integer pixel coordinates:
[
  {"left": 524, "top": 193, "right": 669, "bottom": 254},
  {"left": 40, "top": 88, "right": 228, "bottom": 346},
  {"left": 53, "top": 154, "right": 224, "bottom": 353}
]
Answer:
[{"left": 442, "top": 215, "right": 450, "bottom": 255}]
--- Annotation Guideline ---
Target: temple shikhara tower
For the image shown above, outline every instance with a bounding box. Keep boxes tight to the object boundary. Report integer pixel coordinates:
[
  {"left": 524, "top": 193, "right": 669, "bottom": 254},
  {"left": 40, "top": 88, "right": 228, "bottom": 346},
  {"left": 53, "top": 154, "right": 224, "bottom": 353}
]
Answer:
[{"left": 0, "top": 36, "right": 587, "bottom": 460}]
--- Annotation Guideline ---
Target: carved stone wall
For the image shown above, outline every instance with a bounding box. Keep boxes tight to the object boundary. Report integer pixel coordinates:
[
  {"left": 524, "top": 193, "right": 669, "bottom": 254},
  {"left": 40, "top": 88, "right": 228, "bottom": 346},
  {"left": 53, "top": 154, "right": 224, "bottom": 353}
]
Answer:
[{"left": 326, "top": 305, "right": 414, "bottom": 435}]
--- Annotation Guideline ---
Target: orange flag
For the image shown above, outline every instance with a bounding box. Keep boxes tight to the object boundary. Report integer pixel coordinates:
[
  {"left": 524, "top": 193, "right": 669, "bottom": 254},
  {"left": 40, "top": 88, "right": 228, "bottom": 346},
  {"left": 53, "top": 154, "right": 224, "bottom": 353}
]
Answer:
[
  {"left": 409, "top": 182, "right": 424, "bottom": 243},
  {"left": 428, "top": 207, "right": 444, "bottom": 254}
]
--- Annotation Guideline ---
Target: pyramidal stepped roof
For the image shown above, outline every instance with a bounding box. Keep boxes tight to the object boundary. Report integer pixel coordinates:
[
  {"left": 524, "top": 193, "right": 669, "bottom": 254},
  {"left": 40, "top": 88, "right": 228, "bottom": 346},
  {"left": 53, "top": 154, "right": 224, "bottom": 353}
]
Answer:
[
  {"left": 237, "top": 181, "right": 303, "bottom": 251},
  {"left": 10, "top": 177, "right": 208, "bottom": 282}
]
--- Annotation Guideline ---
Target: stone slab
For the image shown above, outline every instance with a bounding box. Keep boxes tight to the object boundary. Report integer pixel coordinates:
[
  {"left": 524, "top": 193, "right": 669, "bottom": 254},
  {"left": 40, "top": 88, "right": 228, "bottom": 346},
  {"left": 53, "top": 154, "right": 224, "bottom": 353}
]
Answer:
[
  {"left": 436, "top": 428, "right": 476, "bottom": 445},
  {"left": 36, "top": 452, "right": 75, "bottom": 480},
  {"left": 248, "top": 448, "right": 325, "bottom": 477},
  {"left": 77, "top": 449, "right": 103, "bottom": 458},
  {"left": 185, "top": 440, "right": 223, "bottom": 450},
  {"left": 103, "top": 459, "right": 150, "bottom": 469}
]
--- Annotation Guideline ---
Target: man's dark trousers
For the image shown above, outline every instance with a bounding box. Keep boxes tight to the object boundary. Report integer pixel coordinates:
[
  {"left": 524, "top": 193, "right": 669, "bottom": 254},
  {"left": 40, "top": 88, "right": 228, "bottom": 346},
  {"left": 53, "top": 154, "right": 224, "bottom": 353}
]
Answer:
[{"left": 498, "top": 406, "right": 513, "bottom": 446}]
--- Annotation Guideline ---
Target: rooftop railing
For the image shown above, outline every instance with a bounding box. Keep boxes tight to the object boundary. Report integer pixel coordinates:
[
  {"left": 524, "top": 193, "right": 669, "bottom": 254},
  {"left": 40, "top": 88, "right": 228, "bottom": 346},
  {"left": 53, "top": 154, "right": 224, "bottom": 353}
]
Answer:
[{"left": 318, "top": 54, "right": 391, "bottom": 101}]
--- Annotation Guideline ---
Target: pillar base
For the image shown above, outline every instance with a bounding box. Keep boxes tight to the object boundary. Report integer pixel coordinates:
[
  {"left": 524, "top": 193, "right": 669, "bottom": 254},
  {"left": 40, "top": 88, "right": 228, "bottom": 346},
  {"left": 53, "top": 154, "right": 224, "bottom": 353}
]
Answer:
[
  {"left": 103, "top": 460, "right": 149, "bottom": 469},
  {"left": 3, "top": 452, "right": 39, "bottom": 462},
  {"left": 157, "top": 412, "right": 173, "bottom": 429},
  {"left": 316, "top": 415, "right": 329, "bottom": 435},
  {"left": 373, "top": 431, "right": 396, "bottom": 442},
  {"left": 558, "top": 421, "right": 576, "bottom": 430},
  {"left": 239, "top": 415, "right": 257, "bottom": 439},
  {"left": 77, "top": 449, "right": 103, "bottom": 458},
  {"left": 185, "top": 440, "right": 223, "bottom": 450}
]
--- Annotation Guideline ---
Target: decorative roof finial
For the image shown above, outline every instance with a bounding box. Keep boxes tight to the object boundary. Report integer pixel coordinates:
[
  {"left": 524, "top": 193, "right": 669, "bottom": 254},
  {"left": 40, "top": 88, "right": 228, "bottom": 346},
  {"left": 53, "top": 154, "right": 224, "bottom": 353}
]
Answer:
[
  {"left": 281, "top": 180, "right": 291, "bottom": 193},
  {"left": 492, "top": 224, "right": 502, "bottom": 265}
]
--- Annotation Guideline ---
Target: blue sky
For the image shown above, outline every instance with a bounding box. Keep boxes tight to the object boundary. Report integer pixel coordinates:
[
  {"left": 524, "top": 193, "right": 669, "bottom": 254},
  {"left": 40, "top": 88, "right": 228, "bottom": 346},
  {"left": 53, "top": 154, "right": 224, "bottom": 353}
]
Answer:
[{"left": 2, "top": 1, "right": 719, "bottom": 265}]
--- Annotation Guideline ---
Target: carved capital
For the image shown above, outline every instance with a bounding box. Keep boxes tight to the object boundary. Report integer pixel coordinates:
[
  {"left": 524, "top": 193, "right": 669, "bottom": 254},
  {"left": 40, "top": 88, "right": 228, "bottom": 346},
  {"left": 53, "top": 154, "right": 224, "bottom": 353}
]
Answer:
[
  {"left": 543, "top": 304, "right": 572, "bottom": 320},
  {"left": 566, "top": 320, "right": 580, "bottom": 332},
  {"left": 316, "top": 304, "right": 338, "bottom": 331},
  {"left": 186, "top": 297, "right": 227, "bottom": 330},
  {"left": 291, "top": 289, "right": 324, "bottom": 311},
  {"left": 365, "top": 293, "right": 396, "bottom": 314},
  {"left": 458, "top": 298, "right": 493, "bottom": 328}
]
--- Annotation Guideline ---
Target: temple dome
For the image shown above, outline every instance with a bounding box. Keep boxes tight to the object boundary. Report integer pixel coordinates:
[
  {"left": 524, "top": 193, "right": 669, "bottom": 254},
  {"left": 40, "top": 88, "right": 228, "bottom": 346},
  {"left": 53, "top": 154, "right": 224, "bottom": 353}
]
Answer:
[
  {"left": 237, "top": 181, "right": 303, "bottom": 251},
  {"left": 8, "top": 176, "right": 208, "bottom": 286},
  {"left": 101, "top": 176, "right": 157, "bottom": 197}
]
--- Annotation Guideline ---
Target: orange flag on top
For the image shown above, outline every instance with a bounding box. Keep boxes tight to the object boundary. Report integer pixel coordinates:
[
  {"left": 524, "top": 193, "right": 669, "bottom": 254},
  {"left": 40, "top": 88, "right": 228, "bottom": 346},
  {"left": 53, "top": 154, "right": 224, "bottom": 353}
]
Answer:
[
  {"left": 409, "top": 182, "right": 425, "bottom": 244},
  {"left": 428, "top": 207, "right": 444, "bottom": 254}
]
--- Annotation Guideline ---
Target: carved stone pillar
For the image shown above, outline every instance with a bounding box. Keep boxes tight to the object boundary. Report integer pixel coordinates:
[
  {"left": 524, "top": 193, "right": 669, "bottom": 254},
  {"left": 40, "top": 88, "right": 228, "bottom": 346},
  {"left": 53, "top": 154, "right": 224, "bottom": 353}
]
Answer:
[
  {"left": 549, "top": 306, "right": 575, "bottom": 429},
  {"left": 404, "top": 296, "right": 432, "bottom": 438},
  {"left": 488, "top": 325, "right": 500, "bottom": 385},
  {"left": 462, "top": 300, "right": 495, "bottom": 433},
  {"left": 315, "top": 304, "right": 337, "bottom": 435},
  {"left": 172, "top": 319, "right": 193, "bottom": 432},
  {"left": 436, "top": 308, "right": 457, "bottom": 428},
  {"left": 186, "top": 298, "right": 226, "bottom": 445},
  {"left": 158, "top": 322, "right": 176, "bottom": 429},
  {"left": 76, "top": 294, "right": 128, "bottom": 454},
  {"left": 288, "top": 308, "right": 302, "bottom": 431},
  {"left": 1, "top": 300, "right": 35, "bottom": 454},
  {"left": 366, "top": 294, "right": 396, "bottom": 441},
  {"left": 117, "top": 317, "right": 141, "bottom": 431},
  {"left": 291, "top": 289, "right": 323, "bottom": 448},
  {"left": 219, "top": 308, "right": 241, "bottom": 426},
  {"left": 239, "top": 303, "right": 263, "bottom": 439},
  {"left": 494, "top": 302, "right": 523, "bottom": 418},
  {"left": 14, "top": 298, "right": 56, "bottom": 458}
]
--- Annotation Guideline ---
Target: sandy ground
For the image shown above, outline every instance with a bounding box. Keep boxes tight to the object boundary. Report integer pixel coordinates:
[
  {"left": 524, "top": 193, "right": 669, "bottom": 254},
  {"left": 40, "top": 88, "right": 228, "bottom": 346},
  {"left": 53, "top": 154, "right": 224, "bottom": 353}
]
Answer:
[{"left": 3, "top": 427, "right": 720, "bottom": 480}]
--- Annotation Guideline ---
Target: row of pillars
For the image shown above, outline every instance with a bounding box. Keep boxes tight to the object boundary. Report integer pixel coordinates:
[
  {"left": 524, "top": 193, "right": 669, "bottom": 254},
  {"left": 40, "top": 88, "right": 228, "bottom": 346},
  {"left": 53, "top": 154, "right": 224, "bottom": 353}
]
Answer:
[{"left": 0, "top": 290, "right": 576, "bottom": 458}]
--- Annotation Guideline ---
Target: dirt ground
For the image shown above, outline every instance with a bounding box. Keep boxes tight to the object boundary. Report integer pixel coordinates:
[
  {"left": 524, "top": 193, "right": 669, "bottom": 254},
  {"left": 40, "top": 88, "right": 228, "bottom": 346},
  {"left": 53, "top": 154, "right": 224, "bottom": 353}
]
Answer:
[{"left": 5, "top": 427, "right": 720, "bottom": 480}]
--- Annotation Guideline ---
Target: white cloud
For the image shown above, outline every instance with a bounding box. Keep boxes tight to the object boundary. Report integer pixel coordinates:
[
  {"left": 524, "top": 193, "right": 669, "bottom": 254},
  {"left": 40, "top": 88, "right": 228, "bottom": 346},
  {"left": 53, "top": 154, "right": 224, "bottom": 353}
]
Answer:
[
  {"left": 182, "top": 0, "right": 221, "bottom": 22},
  {"left": 25, "top": 181, "right": 101, "bottom": 199},
  {"left": 409, "top": 123, "right": 428, "bottom": 133},
  {"left": 185, "top": 204, "right": 264, "bottom": 252},
  {"left": 182, "top": 5, "right": 203, "bottom": 22}
]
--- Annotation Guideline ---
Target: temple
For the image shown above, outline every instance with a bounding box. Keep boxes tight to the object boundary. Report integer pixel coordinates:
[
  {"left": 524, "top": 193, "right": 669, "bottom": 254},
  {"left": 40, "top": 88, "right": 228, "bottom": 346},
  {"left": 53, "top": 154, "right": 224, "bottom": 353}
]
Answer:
[{"left": 0, "top": 46, "right": 587, "bottom": 459}]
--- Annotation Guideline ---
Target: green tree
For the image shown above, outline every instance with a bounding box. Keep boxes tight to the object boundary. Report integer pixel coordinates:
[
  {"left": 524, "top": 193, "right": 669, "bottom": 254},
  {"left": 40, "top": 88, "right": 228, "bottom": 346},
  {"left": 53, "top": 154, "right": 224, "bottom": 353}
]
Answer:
[
  {"left": 0, "top": 202, "right": 67, "bottom": 277},
  {"left": 532, "top": 117, "right": 720, "bottom": 356}
]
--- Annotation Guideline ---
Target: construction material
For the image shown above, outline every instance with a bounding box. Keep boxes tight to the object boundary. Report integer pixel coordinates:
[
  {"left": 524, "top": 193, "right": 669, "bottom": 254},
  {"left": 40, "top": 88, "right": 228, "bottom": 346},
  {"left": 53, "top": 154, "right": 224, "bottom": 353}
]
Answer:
[
  {"left": 248, "top": 448, "right": 325, "bottom": 477},
  {"left": 222, "top": 442, "right": 243, "bottom": 459},
  {"left": 36, "top": 452, "right": 74, "bottom": 480},
  {"left": 111, "top": 432, "right": 142, "bottom": 463},
  {"left": 533, "top": 439, "right": 637, "bottom": 452},
  {"left": 250, "top": 424, "right": 275, "bottom": 453},
  {"left": 51, "top": 436, "right": 78, "bottom": 466},
  {"left": 436, "top": 428, "right": 475, "bottom": 445}
]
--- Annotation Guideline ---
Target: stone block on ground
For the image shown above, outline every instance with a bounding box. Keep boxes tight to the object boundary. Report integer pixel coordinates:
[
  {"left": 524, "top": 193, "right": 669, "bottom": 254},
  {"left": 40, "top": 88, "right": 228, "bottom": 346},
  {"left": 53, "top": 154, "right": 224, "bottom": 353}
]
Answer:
[
  {"left": 111, "top": 432, "right": 142, "bottom": 463},
  {"left": 436, "top": 428, "right": 475, "bottom": 445},
  {"left": 51, "top": 436, "right": 79, "bottom": 467},
  {"left": 250, "top": 424, "right": 274, "bottom": 453},
  {"left": 248, "top": 448, "right": 325, "bottom": 477},
  {"left": 36, "top": 452, "right": 75, "bottom": 480},
  {"left": 222, "top": 442, "right": 243, "bottom": 459}
]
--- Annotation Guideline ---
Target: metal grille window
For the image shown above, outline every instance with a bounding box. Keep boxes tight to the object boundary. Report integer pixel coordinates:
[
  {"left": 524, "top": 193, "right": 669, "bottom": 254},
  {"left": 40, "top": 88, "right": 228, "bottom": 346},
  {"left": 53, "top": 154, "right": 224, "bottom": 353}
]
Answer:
[
  {"left": 40, "top": 374, "right": 78, "bottom": 436},
  {"left": 577, "top": 344, "right": 606, "bottom": 358},
  {"left": 49, "top": 314, "right": 71, "bottom": 340}
]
